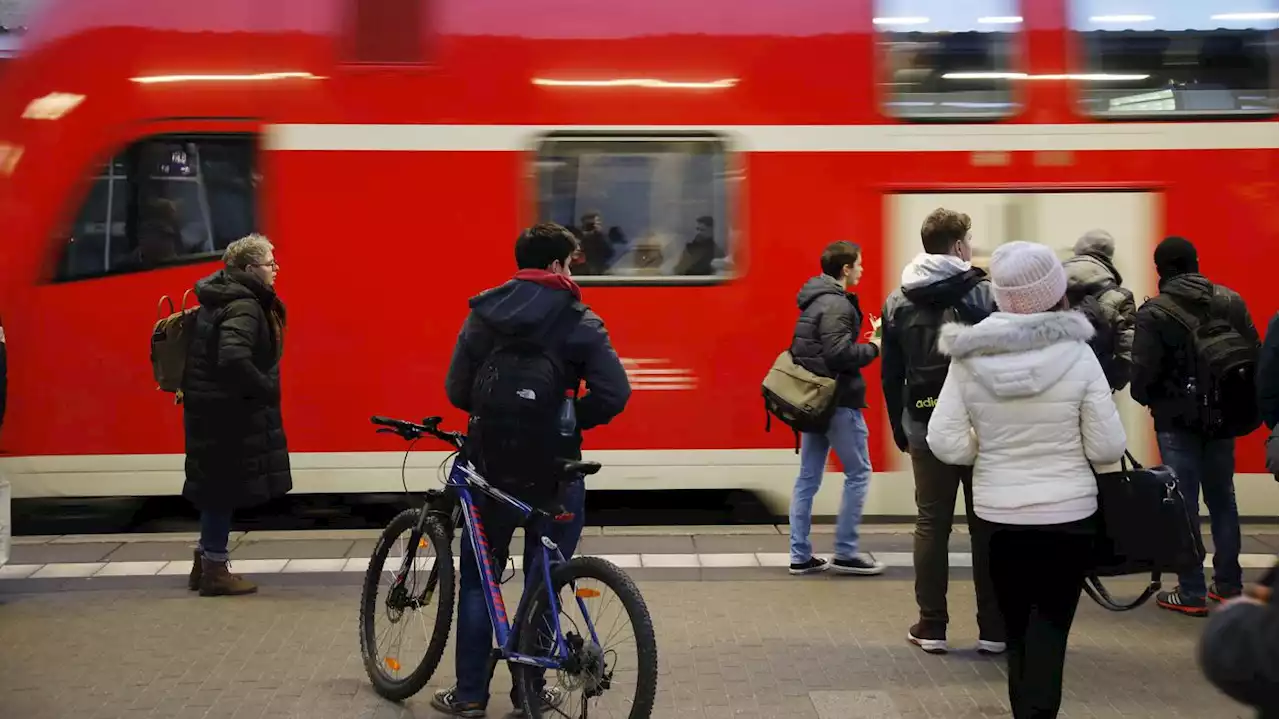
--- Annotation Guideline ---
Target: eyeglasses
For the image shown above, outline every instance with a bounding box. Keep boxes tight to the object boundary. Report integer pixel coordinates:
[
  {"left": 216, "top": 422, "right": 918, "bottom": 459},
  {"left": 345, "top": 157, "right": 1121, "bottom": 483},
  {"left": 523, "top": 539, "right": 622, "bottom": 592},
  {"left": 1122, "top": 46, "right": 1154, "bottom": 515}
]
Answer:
[{"left": 251, "top": 261, "right": 279, "bottom": 270}]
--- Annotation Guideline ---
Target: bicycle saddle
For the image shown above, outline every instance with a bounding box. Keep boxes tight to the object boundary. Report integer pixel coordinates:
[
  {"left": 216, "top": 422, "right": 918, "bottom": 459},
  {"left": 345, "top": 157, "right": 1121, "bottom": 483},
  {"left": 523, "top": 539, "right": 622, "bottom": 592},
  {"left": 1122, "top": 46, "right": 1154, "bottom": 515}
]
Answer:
[{"left": 557, "top": 459, "right": 602, "bottom": 476}]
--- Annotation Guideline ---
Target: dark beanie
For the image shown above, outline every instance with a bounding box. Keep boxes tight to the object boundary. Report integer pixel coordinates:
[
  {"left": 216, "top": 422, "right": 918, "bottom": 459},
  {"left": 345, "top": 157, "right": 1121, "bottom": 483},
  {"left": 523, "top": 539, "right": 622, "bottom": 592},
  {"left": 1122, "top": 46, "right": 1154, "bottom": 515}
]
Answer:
[{"left": 1154, "top": 235, "right": 1198, "bottom": 281}]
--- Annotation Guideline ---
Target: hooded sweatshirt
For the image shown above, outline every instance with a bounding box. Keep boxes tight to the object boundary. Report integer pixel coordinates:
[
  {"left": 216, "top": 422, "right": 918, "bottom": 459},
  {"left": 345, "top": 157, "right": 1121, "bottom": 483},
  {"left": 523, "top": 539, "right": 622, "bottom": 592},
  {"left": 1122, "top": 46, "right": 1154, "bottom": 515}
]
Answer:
[
  {"left": 880, "top": 253, "right": 995, "bottom": 451},
  {"left": 926, "top": 311, "right": 1127, "bottom": 524},
  {"left": 444, "top": 270, "right": 630, "bottom": 437}
]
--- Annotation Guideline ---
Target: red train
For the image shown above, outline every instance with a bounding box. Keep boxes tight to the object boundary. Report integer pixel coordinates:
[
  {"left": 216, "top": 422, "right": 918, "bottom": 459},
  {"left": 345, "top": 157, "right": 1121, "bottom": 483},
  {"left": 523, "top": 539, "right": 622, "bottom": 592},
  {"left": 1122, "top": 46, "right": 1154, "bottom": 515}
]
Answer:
[{"left": 0, "top": 0, "right": 1276, "bottom": 517}]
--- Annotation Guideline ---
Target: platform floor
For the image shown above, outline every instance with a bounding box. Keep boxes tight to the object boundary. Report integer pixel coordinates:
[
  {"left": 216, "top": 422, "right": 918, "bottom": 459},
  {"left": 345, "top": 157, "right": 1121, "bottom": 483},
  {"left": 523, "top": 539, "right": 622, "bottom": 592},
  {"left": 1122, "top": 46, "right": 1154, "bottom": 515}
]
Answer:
[{"left": 0, "top": 526, "right": 1273, "bottom": 718}]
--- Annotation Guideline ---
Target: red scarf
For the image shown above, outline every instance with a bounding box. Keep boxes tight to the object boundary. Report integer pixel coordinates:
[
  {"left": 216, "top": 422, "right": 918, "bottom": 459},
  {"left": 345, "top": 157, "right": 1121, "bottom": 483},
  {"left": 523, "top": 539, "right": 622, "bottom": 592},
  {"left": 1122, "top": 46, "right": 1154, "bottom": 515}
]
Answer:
[{"left": 513, "top": 269, "right": 582, "bottom": 300}]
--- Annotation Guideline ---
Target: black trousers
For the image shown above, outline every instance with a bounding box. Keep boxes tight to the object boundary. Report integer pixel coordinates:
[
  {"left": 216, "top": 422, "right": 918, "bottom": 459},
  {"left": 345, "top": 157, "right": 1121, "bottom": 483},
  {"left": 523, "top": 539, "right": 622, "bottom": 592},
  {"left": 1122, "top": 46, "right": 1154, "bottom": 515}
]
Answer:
[{"left": 986, "top": 515, "right": 1096, "bottom": 719}]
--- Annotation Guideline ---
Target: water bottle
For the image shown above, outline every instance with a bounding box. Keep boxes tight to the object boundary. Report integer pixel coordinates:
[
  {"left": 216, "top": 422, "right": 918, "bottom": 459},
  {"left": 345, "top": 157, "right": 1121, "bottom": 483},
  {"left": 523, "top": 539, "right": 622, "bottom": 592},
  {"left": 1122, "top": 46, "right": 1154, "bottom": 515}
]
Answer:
[{"left": 557, "top": 390, "right": 577, "bottom": 438}]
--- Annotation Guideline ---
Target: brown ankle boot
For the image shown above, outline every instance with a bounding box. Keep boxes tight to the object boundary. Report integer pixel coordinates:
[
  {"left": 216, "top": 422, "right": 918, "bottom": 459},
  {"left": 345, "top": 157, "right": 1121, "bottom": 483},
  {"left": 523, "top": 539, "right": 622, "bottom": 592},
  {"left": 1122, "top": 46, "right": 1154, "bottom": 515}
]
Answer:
[
  {"left": 198, "top": 557, "right": 258, "bottom": 597},
  {"left": 188, "top": 549, "right": 202, "bottom": 591}
]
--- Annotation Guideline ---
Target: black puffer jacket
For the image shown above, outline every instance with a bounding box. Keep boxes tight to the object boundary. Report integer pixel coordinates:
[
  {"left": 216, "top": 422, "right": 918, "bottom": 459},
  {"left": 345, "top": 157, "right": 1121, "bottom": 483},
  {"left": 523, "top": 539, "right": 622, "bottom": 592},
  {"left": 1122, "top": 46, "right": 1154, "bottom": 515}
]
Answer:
[
  {"left": 790, "top": 275, "right": 879, "bottom": 409},
  {"left": 1131, "top": 272, "right": 1260, "bottom": 433},
  {"left": 181, "top": 269, "right": 291, "bottom": 512}
]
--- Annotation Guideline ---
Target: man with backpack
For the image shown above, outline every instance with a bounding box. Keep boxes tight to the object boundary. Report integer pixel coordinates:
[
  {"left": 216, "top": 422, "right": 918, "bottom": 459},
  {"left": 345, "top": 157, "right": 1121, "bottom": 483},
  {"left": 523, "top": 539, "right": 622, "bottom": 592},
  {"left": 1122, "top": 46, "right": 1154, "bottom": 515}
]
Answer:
[
  {"left": 1131, "top": 236, "right": 1262, "bottom": 617},
  {"left": 1063, "top": 229, "right": 1136, "bottom": 391},
  {"left": 880, "top": 207, "right": 1004, "bottom": 655},
  {"left": 785, "top": 240, "right": 885, "bottom": 578},
  {"left": 436, "top": 222, "right": 631, "bottom": 717}
]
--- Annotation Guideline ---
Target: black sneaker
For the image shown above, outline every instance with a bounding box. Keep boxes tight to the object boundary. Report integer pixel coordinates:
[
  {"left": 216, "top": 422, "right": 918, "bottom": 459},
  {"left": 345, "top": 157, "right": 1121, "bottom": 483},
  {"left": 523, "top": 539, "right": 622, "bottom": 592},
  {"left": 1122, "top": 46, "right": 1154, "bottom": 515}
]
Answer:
[
  {"left": 831, "top": 553, "right": 886, "bottom": 576},
  {"left": 789, "top": 557, "right": 829, "bottom": 575},
  {"left": 431, "top": 687, "right": 487, "bottom": 717},
  {"left": 907, "top": 622, "right": 948, "bottom": 654},
  {"left": 1156, "top": 588, "right": 1208, "bottom": 617},
  {"left": 1208, "top": 584, "right": 1243, "bottom": 603},
  {"left": 514, "top": 686, "right": 567, "bottom": 717}
]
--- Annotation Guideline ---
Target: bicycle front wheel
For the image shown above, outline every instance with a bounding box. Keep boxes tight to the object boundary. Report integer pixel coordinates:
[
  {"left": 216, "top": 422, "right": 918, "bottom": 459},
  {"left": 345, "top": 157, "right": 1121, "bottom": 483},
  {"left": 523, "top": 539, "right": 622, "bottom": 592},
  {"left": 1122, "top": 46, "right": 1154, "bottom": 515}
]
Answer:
[
  {"left": 358, "top": 508, "right": 456, "bottom": 702},
  {"left": 513, "top": 556, "right": 658, "bottom": 719}
]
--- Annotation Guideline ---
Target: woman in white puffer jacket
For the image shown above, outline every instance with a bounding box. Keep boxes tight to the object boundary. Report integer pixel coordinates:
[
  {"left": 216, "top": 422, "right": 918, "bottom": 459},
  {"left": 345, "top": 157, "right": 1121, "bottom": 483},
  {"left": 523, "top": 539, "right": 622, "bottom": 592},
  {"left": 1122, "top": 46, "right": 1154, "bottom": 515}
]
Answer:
[{"left": 927, "top": 241, "right": 1126, "bottom": 719}]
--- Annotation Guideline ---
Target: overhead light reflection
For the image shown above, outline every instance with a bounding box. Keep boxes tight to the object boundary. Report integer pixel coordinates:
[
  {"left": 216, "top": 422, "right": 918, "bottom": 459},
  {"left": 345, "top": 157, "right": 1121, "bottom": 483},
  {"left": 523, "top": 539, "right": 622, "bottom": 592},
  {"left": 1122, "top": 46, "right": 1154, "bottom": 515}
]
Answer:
[
  {"left": 130, "top": 72, "right": 324, "bottom": 84},
  {"left": 1210, "top": 12, "right": 1280, "bottom": 20},
  {"left": 872, "top": 16, "right": 930, "bottom": 25},
  {"left": 22, "top": 92, "right": 85, "bottom": 120},
  {"left": 978, "top": 16, "right": 1023, "bottom": 24},
  {"left": 942, "top": 72, "right": 1149, "bottom": 81},
  {"left": 0, "top": 142, "right": 23, "bottom": 175},
  {"left": 1089, "top": 14, "right": 1156, "bottom": 23},
  {"left": 532, "top": 77, "right": 737, "bottom": 89}
]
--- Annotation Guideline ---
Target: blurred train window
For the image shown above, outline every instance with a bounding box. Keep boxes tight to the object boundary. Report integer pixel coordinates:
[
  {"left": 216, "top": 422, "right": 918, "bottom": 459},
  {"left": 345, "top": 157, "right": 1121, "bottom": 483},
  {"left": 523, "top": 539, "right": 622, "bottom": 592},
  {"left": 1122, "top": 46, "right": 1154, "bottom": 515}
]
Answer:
[
  {"left": 875, "top": 0, "right": 1022, "bottom": 119},
  {"left": 535, "top": 136, "right": 734, "bottom": 283},
  {"left": 56, "top": 135, "right": 258, "bottom": 281},
  {"left": 1071, "top": 1, "right": 1279, "bottom": 117}
]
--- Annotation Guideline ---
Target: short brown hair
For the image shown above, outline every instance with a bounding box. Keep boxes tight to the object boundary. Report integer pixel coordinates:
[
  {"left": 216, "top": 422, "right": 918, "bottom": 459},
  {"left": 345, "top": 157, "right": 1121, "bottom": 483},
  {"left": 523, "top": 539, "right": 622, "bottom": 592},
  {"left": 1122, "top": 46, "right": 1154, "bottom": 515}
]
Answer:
[
  {"left": 920, "top": 208, "right": 971, "bottom": 254},
  {"left": 820, "top": 241, "right": 860, "bottom": 279}
]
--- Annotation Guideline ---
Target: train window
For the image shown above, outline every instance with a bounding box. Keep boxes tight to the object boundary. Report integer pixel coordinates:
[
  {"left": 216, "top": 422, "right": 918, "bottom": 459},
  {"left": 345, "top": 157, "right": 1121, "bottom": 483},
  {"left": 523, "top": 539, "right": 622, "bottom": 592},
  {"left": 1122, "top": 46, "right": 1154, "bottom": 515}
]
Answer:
[
  {"left": 875, "top": 0, "right": 1022, "bottom": 119},
  {"left": 1071, "top": 1, "right": 1279, "bottom": 117},
  {"left": 535, "top": 136, "right": 733, "bottom": 284},
  {"left": 56, "top": 136, "right": 258, "bottom": 281}
]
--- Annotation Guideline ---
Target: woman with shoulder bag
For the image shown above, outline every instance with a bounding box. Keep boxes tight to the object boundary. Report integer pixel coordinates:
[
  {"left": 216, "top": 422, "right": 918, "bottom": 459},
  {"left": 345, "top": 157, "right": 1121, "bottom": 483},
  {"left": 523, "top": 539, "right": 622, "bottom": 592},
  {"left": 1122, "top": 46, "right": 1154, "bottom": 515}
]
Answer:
[{"left": 926, "top": 241, "right": 1127, "bottom": 719}]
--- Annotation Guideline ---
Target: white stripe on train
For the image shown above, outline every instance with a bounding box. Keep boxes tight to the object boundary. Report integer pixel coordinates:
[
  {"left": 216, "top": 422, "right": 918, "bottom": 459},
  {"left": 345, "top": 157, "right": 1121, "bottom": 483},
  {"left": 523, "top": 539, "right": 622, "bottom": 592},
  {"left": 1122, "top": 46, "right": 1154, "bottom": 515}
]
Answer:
[
  {"left": 263, "top": 121, "right": 1280, "bottom": 153},
  {"left": 1, "top": 451, "right": 1276, "bottom": 518}
]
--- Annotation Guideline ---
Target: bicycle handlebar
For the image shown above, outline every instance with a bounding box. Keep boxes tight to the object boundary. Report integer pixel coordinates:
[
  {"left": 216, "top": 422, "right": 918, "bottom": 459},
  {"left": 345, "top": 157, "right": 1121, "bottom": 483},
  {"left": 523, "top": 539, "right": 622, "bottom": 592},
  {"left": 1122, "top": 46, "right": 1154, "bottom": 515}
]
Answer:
[{"left": 371, "top": 415, "right": 465, "bottom": 449}]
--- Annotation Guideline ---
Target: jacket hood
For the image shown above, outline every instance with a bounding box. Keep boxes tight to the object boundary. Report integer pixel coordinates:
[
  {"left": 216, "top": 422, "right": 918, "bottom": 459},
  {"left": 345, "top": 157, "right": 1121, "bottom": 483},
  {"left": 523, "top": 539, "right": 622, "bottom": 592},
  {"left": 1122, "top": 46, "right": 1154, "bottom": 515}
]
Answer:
[
  {"left": 902, "top": 264, "right": 988, "bottom": 308},
  {"left": 193, "top": 269, "right": 272, "bottom": 308},
  {"left": 470, "top": 277, "right": 579, "bottom": 337},
  {"left": 1064, "top": 253, "right": 1123, "bottom": 294},
  {"left": 901, "top": 253, "right": 973, "bottom": 291},
  {"left": 938, "top": 311, "right": 1096, "bottom": 399},
  {"left": 1158, "top": 272, "right": 1214, "bottom": 305},
  {"left": 797, "top": 275, "right": 847, "bottom": 310}
]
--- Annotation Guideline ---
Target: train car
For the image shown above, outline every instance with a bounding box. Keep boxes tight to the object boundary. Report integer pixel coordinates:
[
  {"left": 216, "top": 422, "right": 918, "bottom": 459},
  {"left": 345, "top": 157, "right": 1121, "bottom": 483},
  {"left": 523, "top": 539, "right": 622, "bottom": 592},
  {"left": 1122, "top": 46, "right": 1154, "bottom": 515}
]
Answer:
[{"left": 0, "top": 0, "right": 1276, "bottom": 519}]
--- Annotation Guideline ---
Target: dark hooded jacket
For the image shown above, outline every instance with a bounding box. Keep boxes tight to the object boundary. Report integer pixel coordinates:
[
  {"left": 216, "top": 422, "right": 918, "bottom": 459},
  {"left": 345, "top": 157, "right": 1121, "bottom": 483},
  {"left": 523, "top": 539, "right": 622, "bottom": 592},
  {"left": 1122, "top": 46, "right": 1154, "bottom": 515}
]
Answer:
[
  {"left": 182, "top": 269, "right": 291, "bottom": 512},
  {"left": 445, "top": 272, "right": 631, "bottom": 455},
  {"left": 790, "top": 276, "right": 879, "bottom": 410},
  {"left": 881, "top": 257, "right": 995, "bottom": 451},
  {"left": 1064, "top": 252, "right": 1136, "bottom": 391},
  {"left": 1259, "top": 314, "right": 1278, "bottom": 431},
  {"left": 1131, "top": 272, "right": 1260, "bottom": 433}
]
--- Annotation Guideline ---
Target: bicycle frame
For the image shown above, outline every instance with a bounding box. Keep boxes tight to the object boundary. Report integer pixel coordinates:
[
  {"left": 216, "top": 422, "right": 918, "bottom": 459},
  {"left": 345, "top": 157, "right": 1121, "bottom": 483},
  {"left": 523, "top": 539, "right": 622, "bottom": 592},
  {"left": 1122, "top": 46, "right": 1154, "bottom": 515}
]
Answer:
[{"left": 412, "top": 454, "right": 601, "bottom": 671}]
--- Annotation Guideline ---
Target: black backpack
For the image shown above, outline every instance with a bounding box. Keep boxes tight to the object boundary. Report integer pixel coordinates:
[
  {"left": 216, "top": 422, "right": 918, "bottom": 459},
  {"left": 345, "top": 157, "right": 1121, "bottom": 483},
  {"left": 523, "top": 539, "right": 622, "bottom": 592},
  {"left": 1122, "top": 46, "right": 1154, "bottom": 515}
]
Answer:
[
  {"left": 901, "top": 280, "right": 986, "bottom": 424},
  {"left": 1155, "top": 288, "right": 1261, "bottom": 438},
  {"left": 466, "top": 304, "right": 583, "bottom": 500},
  {"left": 1070, "top": 292, "right": 1119, "bottom": 386}
]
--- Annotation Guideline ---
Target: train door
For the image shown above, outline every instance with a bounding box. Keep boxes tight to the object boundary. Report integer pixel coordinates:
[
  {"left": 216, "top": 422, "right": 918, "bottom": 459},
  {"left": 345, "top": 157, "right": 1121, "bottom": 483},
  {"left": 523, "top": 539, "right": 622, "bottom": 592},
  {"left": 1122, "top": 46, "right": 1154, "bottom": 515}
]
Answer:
[{"left": 885, "top": 191, "right": 1159, "bottom": 479}]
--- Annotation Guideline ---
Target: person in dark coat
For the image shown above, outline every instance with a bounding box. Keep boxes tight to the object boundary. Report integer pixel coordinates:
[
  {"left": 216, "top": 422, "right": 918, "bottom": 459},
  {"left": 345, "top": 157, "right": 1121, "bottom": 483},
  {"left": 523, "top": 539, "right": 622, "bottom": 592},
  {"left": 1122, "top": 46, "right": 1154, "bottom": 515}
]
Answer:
[
  {"left": 787, "top": 240, "right": 884, "bottom": 577},
  {"left": 1131, "top": 236, "right": 1261, "bottom": 616},
  {"left": 434, "top": 222, "right": 631, "bottom": 717},
  {"left": 182, "top": 233, "right": 290, "bottom": 596}
]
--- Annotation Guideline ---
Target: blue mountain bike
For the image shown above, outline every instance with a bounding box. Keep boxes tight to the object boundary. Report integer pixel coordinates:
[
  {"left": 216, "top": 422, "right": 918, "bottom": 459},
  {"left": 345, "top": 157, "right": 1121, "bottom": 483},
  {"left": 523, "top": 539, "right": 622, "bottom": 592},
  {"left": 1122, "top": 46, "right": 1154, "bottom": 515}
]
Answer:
[{"left": 358, "top": 415, "right": 658, "bottom": 718}]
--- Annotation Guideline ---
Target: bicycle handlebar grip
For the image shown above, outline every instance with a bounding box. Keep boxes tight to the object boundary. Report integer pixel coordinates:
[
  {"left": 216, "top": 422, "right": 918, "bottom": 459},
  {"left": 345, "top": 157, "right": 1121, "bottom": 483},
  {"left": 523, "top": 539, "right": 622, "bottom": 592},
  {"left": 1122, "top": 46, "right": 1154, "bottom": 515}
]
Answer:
[{"left": 370, "top": 415, "right": 397, "bottom": 427}]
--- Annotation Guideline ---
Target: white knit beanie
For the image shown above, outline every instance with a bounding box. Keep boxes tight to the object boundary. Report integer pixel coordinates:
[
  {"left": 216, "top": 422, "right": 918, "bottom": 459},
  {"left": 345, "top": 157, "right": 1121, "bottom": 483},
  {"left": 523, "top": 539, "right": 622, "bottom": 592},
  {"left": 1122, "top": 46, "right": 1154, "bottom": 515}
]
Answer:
[{"left": 990, "top": 241, "right": 1067, "bottom": 314}]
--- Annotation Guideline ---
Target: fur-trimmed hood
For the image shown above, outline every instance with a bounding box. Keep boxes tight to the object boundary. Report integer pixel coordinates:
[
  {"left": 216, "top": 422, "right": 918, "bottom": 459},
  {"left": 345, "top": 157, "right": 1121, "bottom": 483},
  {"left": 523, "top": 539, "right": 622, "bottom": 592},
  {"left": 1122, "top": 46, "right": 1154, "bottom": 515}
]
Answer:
[{"left": 938, "top": 311, "right": 1096, "bottom": 399}]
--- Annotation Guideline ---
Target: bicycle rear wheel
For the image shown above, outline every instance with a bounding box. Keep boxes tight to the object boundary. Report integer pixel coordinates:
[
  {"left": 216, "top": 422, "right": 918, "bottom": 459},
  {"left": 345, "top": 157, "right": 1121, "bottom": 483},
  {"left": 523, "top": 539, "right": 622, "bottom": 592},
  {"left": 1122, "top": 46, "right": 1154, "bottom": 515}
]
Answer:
[
  {"left": 358, "top": 508, "right": 455, "bottom": 702},
  {"left": 513, "top": 556, "right": 658, "bottom": 719}
]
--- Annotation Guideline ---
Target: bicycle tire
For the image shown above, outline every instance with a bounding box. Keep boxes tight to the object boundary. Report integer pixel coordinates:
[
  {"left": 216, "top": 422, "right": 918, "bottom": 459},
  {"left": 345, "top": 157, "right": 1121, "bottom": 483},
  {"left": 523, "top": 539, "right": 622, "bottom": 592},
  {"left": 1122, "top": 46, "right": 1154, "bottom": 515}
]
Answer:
[
  {"left": 358, "top": 507, "right": 456, "bottom": 702},
  {"left": 513, "top": 556, "right": 658, "bottom": 719}
]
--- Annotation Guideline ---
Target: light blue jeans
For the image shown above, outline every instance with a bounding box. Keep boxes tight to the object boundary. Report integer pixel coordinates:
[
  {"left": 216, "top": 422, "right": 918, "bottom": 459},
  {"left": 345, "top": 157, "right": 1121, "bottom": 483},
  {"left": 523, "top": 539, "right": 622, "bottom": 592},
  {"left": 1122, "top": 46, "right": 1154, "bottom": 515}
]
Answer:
[{"left": 789, "top": 407, "right": 872, "bottom": 563}]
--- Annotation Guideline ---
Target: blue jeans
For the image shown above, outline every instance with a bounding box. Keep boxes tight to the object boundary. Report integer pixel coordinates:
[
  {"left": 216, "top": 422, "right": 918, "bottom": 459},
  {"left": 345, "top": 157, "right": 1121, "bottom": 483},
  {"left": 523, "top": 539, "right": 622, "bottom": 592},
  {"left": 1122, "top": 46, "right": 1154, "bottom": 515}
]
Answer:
[
  {"left": 1157, "top": 431, "right": 1242, "bottom": 599},
  {"left": 455, "top": 479, "right": 587, "bottom": 705},
  {"left": 790, "top": 407, "right": 872, "bottom": 563},
  {"left": 198, "top": 510, "right": 232, "bottom": 562}
]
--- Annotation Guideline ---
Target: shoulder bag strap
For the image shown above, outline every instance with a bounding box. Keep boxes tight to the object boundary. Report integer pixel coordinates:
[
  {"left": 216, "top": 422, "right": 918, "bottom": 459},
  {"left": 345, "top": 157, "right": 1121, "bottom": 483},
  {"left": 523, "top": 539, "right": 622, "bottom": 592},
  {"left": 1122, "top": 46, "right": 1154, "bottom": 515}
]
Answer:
[{"left": 1083, "top": 572, "right": 1162, "bottom": 612}]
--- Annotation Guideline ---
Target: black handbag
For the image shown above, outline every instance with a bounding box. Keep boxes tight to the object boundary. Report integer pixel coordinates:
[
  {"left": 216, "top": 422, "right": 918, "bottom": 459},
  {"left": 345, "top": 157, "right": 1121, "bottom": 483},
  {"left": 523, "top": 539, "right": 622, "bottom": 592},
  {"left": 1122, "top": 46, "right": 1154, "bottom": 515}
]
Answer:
[{"left": 1084, "top": 450, "right": 1206, "bottom": 612}]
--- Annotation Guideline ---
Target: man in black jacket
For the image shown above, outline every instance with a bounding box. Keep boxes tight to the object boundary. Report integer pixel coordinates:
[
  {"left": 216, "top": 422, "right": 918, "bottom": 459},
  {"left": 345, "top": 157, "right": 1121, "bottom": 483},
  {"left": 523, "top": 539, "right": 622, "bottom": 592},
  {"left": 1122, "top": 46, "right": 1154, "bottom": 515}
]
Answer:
[
  {"left": 787, "top": 240, "right": 884, "bottom": 577},
  {"left": 1132, "top": 236, "right": 1261, "bottom": 617},
  {"left": 435, "top": 222, "right": 631, "bottom": 718},
  {"left": 880, "top": 207, "right": 1003, "bottom": 655}
]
